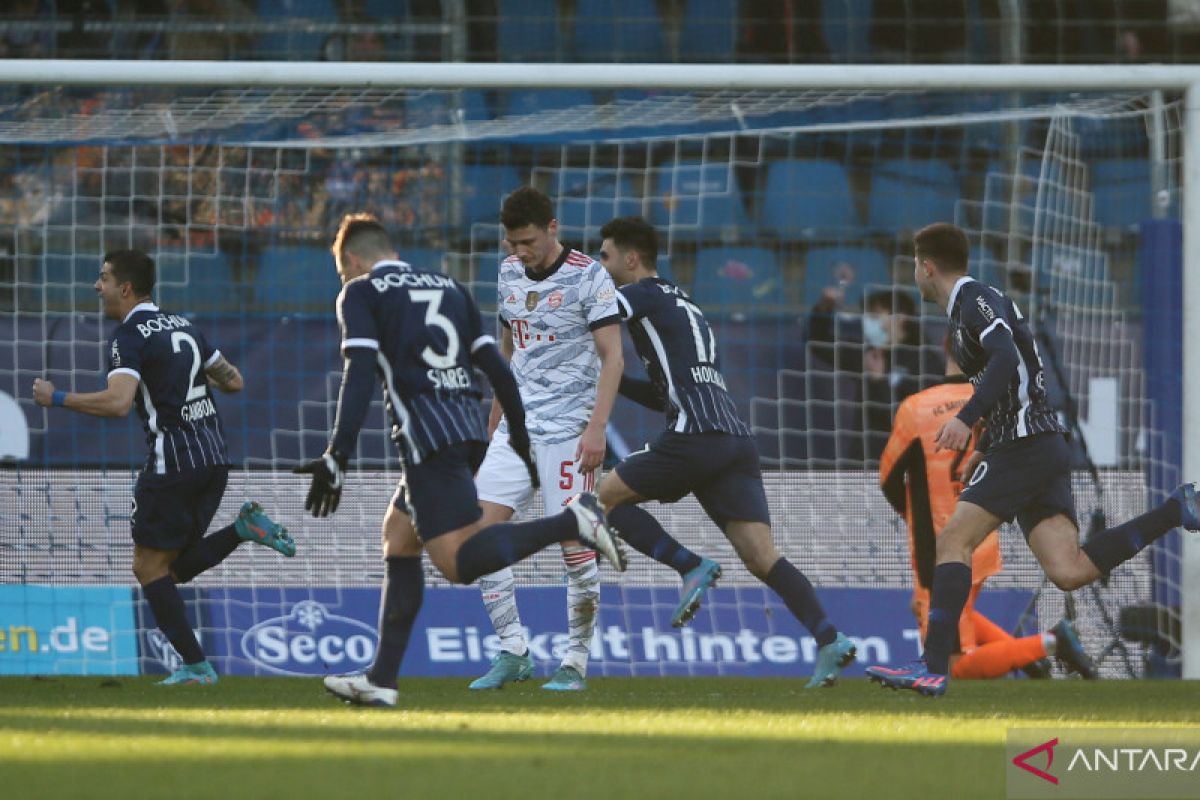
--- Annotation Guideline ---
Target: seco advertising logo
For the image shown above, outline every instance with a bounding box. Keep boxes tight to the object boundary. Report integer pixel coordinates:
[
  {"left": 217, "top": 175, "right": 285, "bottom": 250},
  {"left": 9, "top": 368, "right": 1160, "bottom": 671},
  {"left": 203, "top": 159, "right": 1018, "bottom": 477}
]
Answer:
[
  {"left": 240, "top": 600, "right": 377, "bottom": 676},
  {"left": 1008, "top": 729, "right": 1200, "bottom": 799}
]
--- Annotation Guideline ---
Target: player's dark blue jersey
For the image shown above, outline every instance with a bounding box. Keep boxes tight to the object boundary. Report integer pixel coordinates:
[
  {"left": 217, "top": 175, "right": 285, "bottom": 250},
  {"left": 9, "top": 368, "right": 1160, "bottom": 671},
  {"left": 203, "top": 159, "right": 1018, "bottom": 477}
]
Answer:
[
  {"left": 947, "top": 276, "right": 1065, "bottom": 450},
  {"left": 337, "top": 260, "right": 491, "bottom": 464},
  {"left": 108, "top": 302, "right": 230, "bottom": 475},
  {"left": 615, "top": 277, "right": 751, "bottom": 436}
]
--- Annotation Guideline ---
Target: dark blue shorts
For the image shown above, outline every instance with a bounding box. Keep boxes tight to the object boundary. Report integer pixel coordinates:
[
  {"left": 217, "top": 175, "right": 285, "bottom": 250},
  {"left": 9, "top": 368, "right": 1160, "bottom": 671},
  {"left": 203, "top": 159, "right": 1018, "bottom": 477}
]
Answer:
[
  {"left": 615, "top": 431, "right": 771, "bottom": 529},
  {"left": 392, "top": 441, "right": 485, "bottom": 540},
  {"left": 131, "top": 465, "right": 229, "bottom": 550},
  {"left": 960, "top": 432, "right": 1078, "bottom": 538}
]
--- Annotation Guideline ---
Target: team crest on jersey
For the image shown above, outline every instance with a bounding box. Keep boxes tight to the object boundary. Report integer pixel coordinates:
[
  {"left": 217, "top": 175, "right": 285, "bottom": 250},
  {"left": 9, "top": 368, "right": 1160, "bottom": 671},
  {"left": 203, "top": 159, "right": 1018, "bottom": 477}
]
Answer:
[
  {"left": 525, "top": 291, "right": 540, "bottom": 311},
  {"left": 547, "top": 290, "right": 563, "bottom": 309}
]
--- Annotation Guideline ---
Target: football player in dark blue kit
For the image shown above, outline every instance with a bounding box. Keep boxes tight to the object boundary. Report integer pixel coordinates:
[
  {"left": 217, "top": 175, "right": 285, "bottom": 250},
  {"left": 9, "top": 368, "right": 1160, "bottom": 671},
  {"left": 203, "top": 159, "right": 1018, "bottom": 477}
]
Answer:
[
  {"left": 32, "top": 249, "right": 295, "bottom": 686},
  {"left": 300, "top": 213, "right": 623, "bottom": 707},
  {"left": 866, "top": 222, "right": 1200, "bottom": 696},
  {"left": 594, "top": 216, "right": 857, "bottom": 689}
]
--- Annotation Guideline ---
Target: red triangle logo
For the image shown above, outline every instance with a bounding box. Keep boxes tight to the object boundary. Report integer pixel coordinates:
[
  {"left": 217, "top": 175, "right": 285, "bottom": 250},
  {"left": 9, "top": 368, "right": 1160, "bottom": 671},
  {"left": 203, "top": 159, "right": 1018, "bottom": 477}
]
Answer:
[{"left": 1013, "top": 738, "right": 1059, "bottom": 785}]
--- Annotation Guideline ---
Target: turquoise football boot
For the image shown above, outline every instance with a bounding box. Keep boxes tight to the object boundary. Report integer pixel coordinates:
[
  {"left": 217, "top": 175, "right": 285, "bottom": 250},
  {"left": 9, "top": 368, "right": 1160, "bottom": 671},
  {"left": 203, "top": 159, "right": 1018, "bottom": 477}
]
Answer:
[
  {"left": 235, "top": 501, "right": 296, "bottom": 557},
  {"left": 806, "top": 632, "right": 857, "bottom": 688},
  {"left": 671, "top": 558, "right": 722, "bottom": 628},
  {"left": 468, "top": 650, "right": 535, "bottom": 690},
  {"left": 542, "top": 665, "right": 587, "bottom": 692},
  {"left": 158, "top": 660, "right": 218, "bottom": 686}
]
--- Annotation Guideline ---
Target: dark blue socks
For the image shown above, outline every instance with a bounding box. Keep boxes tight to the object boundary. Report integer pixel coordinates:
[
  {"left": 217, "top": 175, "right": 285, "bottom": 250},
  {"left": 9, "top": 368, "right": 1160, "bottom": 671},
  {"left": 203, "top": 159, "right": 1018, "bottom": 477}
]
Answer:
[
  {"left": 367, "top": 556, "right": 424, "bottom": 689},
  {"left": 456, "top": 511, "right": 577, "bottom": 584},
  {"left": 923, "top": 561, "right": 972, "bottom": 675},
  {"left": 171, "top": 524, "right": 241, "bottom": 583},
  {"left": 765, "top": 558, "right": 837, "bottom": 647},
  {"left": 608, "top": 505, "right": 702, "bottom": 576},
  {"left": 142, "top": 575, "right": 204, "bottom": 665},
  {"left": 1082, "top": 498, "right": 1181, "bottom": 576}
]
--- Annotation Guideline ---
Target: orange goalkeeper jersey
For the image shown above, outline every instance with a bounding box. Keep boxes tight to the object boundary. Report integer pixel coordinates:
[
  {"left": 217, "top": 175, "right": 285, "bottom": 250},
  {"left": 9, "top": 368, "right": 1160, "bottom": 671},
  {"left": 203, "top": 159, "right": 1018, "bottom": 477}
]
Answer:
[{"left": 879, "top": 376, "right": 1001, "bottom": 590}]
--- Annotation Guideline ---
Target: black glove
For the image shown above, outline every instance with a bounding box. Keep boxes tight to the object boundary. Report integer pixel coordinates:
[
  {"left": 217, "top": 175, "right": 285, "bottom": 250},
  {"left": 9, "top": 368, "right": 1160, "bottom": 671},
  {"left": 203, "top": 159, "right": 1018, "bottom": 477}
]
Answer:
[
  {"left": 508, "top": 427, "right": 539, "bottom": 490},
  {"left": 293, "top": 449, "right": 348, "bottom": 518}
]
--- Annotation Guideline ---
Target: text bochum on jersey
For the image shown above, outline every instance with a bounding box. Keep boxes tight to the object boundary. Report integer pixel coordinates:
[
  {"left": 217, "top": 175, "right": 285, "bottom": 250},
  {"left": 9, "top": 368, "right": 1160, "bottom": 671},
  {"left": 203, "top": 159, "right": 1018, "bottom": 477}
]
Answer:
[{"left": 108, "top": 302, "right": 230, "bottom": 475}]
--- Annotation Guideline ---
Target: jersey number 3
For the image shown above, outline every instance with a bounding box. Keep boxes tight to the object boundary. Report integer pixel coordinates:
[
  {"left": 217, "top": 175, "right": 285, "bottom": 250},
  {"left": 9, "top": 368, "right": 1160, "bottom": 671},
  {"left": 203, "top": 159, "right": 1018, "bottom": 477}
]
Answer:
[{"left": 411, "top": 289, "right": 461, "bottom": 369}]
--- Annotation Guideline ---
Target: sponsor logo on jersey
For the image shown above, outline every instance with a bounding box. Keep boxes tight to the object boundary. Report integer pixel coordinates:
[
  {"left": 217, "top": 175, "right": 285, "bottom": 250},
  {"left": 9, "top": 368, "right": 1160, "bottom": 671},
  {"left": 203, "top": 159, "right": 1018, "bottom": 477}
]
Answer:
[
  {"left": 504, "top": 293, "right": 517, "bottom": 305},
  {"left": 548, "top": 290, "right": 563, "bottom": 309},
  {"left": 975, "top": 295, "right": 996, "bottom": 322},
  {"left": 110, "top": 340, "right": 121, "bottom": 367},
  {"left": 526, "top": 291, "right": 540, "bottom": 311},
  {"left": 240, "top": 600, "right": 377, "bottom": 676}
]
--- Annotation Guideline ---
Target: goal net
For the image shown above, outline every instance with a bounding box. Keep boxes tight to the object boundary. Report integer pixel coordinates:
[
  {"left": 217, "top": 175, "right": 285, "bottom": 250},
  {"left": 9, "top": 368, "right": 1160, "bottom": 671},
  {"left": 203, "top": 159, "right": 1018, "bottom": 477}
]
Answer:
[{"left": 0, "top": 77, "right": 1184, "bottom": 679}]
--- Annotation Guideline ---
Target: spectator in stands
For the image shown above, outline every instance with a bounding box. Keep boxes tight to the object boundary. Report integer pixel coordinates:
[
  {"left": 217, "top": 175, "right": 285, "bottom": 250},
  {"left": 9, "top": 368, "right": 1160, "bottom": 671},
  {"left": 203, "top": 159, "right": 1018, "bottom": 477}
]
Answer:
[
  {"left": 738, "top": 0, "right": 829, "bottom": 63},
  {"left": 807, "top": 284, "right": 942, "bottom": 462}
]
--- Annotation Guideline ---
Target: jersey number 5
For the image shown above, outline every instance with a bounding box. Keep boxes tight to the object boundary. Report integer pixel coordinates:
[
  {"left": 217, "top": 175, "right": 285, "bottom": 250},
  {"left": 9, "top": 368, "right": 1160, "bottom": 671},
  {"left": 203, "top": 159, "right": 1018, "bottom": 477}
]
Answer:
[
  {"left": 171, "top": 331, "right": 207, "bottom": 401},
  {"left": 411, "top": 289, "right": 461, "bottom": 369}
]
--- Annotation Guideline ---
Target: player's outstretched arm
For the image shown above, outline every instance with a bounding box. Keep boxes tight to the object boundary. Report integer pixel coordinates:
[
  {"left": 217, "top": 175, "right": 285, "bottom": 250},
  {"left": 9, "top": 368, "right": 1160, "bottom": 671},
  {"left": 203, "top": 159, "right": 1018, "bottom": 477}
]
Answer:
[
  {"left": 32, "top": 373, "right": 137, "bottom": 418},
  {"left": 473, "top": 341, "right": 538, "bottom": 489},
  {"left": 205, "top": 354, "right": 243, "bottom": 393}
]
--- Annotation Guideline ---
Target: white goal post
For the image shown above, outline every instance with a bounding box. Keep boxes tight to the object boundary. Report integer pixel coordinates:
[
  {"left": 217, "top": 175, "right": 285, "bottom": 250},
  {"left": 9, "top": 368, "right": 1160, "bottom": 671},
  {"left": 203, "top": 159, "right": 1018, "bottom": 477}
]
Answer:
[{"left": 1, "top": 59, "right": 1197, "bottom": 678}]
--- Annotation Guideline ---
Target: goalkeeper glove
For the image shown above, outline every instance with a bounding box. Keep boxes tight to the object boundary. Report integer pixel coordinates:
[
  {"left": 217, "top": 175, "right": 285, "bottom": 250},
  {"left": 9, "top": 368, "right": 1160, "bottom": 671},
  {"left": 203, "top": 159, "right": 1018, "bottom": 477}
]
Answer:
[
  {"left": 293, "top": 449, "right": 348, "bottom": 518},
  {"left": 508, "top": 426, "right": 539, "bottom": 490}
]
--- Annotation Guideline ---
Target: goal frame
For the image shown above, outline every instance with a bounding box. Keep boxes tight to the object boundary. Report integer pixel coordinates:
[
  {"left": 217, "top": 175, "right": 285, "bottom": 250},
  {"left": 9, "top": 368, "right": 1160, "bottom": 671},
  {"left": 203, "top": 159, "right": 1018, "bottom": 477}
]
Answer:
[{"left": 2, "top": 59, "right": 1197, "bottom": 678}]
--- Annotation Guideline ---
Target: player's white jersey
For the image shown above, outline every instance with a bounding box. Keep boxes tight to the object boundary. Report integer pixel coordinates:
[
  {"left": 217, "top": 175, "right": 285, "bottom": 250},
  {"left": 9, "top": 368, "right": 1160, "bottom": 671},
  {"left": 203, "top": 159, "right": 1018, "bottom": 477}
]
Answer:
[{"left": 496, "top": 247, "right": 620, "bottom": 444}]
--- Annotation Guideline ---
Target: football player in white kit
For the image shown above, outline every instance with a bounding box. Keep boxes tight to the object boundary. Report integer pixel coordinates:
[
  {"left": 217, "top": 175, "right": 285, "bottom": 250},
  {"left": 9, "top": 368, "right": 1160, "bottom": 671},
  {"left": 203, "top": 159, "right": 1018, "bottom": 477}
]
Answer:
[{"left": 469, "top": 186, "right": 623, "bottom": 692}]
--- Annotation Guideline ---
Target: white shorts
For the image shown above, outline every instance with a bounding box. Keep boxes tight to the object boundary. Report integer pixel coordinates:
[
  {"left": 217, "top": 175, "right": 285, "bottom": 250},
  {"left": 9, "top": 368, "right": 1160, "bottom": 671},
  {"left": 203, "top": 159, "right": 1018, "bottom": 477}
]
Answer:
[{"left": 475, "top": 429, "right": 596, "bottom": 517}]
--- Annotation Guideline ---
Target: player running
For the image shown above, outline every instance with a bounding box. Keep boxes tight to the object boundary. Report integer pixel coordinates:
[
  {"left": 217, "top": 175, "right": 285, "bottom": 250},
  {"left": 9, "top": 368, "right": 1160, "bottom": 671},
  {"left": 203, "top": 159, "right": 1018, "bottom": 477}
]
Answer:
[
  {"left": 866, "top": 222, "right": 1198, "bottom": 696},
  {"left": 468, "top": 187, "right": 623, "bottom": 693},
  {"left": 879, "top": 347, "right": 1096, "bottom": 681},
  {"left": 300, "top": 213, "right": 623, "bottom": 708},
  {"left": 594, "top": 216, "right": 857, "bottom": 689},
  {"left": 32, "top": 249, "right": 295, "bottom": 686}
]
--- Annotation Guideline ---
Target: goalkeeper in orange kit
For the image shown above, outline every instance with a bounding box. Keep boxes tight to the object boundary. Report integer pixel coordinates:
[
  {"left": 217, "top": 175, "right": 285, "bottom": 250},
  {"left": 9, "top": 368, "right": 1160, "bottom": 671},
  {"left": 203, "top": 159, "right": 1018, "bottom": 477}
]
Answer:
[{"left": 879, "top": 350, "right": 1097, "bottom": 680}]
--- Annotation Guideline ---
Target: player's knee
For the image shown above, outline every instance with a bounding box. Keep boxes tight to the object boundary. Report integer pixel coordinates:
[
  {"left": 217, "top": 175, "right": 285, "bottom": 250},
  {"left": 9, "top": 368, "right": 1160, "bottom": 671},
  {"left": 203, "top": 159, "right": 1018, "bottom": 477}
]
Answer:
[
  {"left": 1046, "top": 568, "right": 1088, "bottom": 592},
  {"left": 740, "top": 548, "right": 779, "bottom": 581}
]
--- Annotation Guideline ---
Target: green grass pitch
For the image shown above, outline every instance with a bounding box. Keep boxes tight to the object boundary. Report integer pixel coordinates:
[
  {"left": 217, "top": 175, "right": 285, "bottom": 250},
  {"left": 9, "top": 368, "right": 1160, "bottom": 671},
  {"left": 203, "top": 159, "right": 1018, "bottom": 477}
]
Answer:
[{"left": 2, "top": 677, "right": 1198, "bottom": 799}]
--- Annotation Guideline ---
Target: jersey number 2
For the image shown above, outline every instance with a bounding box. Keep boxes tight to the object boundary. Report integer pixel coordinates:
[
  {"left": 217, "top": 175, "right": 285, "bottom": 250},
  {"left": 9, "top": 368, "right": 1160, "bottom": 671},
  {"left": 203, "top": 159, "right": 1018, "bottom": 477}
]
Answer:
[
  {"left": 171, "top": 331, "right": 206, "bottom": 401},
  {"left": 411, "top": 289, "right": 461, "bottom": 369}
]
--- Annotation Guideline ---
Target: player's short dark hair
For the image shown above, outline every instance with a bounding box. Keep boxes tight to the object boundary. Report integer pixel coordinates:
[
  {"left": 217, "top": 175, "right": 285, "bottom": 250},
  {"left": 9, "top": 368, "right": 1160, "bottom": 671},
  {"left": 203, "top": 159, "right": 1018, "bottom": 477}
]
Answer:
[
  {"left": 500, "top": 186, "right": 554, "bottom": 230},
  {"left": 332, "top": 212, "right": 393, "bottom": 260},
  {"left": 103, "top": 249, "right": 155, "bottom": 296},
  {"left": 600, "top": 216, "right": 658, "bottom": 266},
  {"left": 866, "top": 289, "right": 916, "bottom": 317},
  {"left": 913, "top": 222, "right": 969, "bottom": 274}
]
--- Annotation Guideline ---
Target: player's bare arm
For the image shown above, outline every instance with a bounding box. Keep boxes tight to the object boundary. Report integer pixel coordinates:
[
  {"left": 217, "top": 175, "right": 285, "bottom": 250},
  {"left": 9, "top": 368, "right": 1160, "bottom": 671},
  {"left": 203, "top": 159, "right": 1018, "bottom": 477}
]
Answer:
[
  {"left": 577, "top": 323, "right": 623, "bottom": 473},
  {"left": 205, "top": 354, "right": 243, "bottom": 393},
  {"left": 32, "top": 373, "right": 138, "bottom": 418},
  {"left": 487, "top": 325, "right": 515, "bottom": 437}
]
